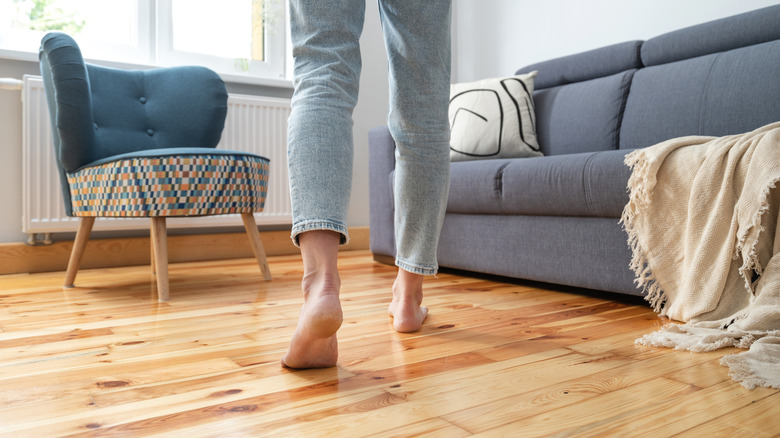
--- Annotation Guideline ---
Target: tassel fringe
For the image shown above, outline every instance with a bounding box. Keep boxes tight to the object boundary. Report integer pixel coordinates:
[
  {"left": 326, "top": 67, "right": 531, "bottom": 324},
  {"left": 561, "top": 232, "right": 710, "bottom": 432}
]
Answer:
[{"left": 620, "top": 149, "right": 667, "bottom": 313}]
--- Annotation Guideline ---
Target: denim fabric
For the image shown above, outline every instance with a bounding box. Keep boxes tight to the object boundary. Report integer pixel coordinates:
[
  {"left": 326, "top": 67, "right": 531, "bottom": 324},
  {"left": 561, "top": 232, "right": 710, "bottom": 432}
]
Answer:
[{"left": 288, "top": 0, "right": 452, "bottom": 275}]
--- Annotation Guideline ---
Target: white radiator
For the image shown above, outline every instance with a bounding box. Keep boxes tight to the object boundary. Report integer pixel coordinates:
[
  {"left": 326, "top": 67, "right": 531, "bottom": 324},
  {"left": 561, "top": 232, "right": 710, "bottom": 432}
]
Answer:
[{"left": 21, "top": 75, "right": 292, "bottom": 236}]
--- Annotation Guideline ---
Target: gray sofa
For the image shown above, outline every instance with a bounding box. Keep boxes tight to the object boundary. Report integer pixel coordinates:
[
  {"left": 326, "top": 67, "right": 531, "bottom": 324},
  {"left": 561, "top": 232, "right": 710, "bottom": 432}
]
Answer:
[{"left": 369, "top": 5, "right": 780, "bottom": 296}]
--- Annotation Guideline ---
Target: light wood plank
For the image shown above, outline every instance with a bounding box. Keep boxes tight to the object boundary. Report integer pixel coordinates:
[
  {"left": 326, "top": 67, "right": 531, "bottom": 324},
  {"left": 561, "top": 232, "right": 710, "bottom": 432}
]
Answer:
[
  {"left": 441, "top": 348, "right": 722, "bottom": 434},
  {"left": 469, "top": 377, "right": 699, "bottom": 437},
  {"left": 681, "top": 392, "right": 780, "bottom": 437},
  {"left": 561, "top": 378, "right": 777, "bottom": 437},
  {"left": 0, "top": 250, "right": 778, "bottom": 436}
]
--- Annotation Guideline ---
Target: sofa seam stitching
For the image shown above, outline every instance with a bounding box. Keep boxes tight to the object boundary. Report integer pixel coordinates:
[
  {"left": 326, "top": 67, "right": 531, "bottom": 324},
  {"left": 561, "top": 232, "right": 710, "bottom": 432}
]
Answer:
[
  {"left": 699, "top": 53, "right": 721, "bottom": 134},
  {"left": 583, "top": 152, "right": 599, "bottom": 217},
  {"left": 496, "top": 162, "right": 510, "bottom": 213},
  {"left": 614, "top": 69, "right": 635, "bottom": 150}
]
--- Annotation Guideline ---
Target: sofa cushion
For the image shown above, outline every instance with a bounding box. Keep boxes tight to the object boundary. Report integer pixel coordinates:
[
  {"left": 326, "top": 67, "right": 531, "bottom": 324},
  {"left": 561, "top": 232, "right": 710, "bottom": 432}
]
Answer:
[
  {"left": 446, "top": 149, "right": 633, "bottom": 218},
  {"left": 533, "top": 70, "right": 635, "bottom": 156},
  {"left": 517, "top": 40, "right": 642, "bottom": 90},
  {"left": 621, "top": 39, "right": 780, "bottom": 149},
  {"left": 449, "top": 72, "right": 542, "bottom": 161},
  {"left": 641, "top": 4, "right": 780, "bottom": 67}
]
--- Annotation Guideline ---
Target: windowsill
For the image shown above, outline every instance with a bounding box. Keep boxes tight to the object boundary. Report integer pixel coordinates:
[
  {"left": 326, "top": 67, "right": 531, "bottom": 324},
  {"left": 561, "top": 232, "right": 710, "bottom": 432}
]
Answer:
[
  {"left": 219, "top": 72, "right": 293, "bottom": 89},
  {"left": 0, "top": 48, "right": 294, "bottom": 90}
]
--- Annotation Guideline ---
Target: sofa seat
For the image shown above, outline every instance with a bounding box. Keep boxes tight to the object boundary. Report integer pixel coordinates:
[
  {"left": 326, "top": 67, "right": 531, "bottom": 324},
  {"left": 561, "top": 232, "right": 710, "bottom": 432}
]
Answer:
[{"left": 446, "top": 148, "right": 634, "bottom": 218}]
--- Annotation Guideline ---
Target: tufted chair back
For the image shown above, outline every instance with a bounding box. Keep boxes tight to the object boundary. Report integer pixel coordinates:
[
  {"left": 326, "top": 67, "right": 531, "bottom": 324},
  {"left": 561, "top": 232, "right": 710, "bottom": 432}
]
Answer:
[
  {"left": 39, "top": 32, "right": 228, "bottom": 213},
  {"left": 85, "top": 64, "right": 228, "bottom": 161}
]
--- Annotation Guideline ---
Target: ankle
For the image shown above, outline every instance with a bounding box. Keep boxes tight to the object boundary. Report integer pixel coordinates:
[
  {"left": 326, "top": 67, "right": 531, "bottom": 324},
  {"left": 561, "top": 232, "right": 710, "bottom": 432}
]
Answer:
[
  {"left": 393, "top": 269, "right": 424, "bottom": 305},
  {"left": 302, "top": 269, "right": 341, "bottom": 299},
  {"left": 299, "top": 230, "right": 342, "bottom": 298}
]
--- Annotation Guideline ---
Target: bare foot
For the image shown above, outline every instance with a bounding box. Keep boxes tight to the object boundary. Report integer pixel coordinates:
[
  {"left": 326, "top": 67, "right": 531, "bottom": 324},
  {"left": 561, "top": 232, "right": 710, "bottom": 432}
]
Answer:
[
  {"left": 281, "top": 274, "right": 343, "bottom": 369},
  {"left": 388, "top": 269, "right": 428, "bottom": 333},
  {"left": 281, "top": 231, "right": 343, "bottom": 369}
]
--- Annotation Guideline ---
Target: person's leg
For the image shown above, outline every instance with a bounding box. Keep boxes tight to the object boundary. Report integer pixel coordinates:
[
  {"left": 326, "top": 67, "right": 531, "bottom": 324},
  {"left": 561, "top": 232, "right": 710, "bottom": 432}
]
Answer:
[
  {"left": 283, "top": 0, "right": 366, "bottom": 368},
  {"left": 378, "top": 0, "right": 453, "bottom": 332}
]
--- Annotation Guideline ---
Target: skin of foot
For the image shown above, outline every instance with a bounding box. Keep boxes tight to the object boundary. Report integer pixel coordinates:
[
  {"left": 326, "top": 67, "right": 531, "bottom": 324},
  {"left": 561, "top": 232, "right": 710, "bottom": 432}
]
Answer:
[
  {"left": 282, "top": 232, "right": 430, "bottom": 367},
  {"left": 388, "top": 269, "right": 428, "bottom": 333},
  {"left": 281, "top": 231, "right": 343, "bottom": 369}
]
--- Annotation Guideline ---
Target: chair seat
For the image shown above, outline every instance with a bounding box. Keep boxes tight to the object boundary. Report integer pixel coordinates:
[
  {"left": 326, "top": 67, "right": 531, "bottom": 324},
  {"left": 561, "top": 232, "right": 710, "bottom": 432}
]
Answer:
[{"left": 67, "top": 152, "right": 270, "bottom": 217}]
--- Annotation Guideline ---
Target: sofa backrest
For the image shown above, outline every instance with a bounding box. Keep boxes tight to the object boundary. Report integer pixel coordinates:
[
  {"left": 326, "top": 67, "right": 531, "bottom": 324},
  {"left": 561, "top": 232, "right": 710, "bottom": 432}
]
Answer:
[
  {"left": 516, "top": 41, "right": 641, "bottom": 156},
  {"left": 620, "top": 5, "right": 780, "bottom": 149},
  {"left": 516, "top": 4, "right": 780, "bottom": 155}
]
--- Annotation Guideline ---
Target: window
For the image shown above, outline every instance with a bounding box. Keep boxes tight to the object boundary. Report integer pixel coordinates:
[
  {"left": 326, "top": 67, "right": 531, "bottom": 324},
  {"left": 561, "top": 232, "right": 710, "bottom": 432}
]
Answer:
[
  {"left": 157, "top": 0, "right": 285, "bottom": 79},
  {"left": 0, "top": 0, "right": 287, "bottom": 83}
]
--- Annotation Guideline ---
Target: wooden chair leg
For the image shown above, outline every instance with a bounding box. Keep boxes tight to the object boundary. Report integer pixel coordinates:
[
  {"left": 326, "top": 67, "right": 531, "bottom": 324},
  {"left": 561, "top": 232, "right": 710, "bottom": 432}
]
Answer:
[
  {"left": 64, "top": 217, "right": 95, "bottom": 287},
  {"left": 241, "top": 213, "right": 272, "bottom": 281},
  {"left": 150, "top": 217, "right": 170, "bottom": 301},
  {"left": 150, "top": 236, "right": 156, "bottom": 276}
]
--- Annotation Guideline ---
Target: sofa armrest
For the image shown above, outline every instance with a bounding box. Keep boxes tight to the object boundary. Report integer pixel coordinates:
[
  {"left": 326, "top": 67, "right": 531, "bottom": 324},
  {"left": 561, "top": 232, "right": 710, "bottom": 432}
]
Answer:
[{"left": 369, "top": 126, "right": 396, "bottom": 260}]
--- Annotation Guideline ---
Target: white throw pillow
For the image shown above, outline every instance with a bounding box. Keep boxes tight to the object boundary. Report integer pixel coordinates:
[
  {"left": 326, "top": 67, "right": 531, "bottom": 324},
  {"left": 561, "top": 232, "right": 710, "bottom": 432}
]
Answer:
[{"left": 449, "top": 71, "right": 542, "bottom": 161}]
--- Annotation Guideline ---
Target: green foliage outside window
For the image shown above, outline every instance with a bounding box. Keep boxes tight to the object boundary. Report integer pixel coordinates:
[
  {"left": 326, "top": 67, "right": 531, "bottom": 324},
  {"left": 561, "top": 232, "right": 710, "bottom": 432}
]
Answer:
[{"left": 13, "top": 0, "right": 85, "bottom": 34}]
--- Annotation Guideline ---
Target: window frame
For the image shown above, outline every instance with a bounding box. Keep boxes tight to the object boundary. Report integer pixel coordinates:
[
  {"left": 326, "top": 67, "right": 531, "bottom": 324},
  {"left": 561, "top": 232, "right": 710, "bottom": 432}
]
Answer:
[
  {"left": 0, "top": 0, "right": 290, "bottom": 88},
  {"left": 155, "top": 0, "right": 288, "bottom": 81}
]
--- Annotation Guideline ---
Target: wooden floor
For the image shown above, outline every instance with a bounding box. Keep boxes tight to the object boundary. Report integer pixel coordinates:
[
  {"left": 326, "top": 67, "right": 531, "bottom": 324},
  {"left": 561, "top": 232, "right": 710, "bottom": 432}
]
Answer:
[{"left": 1, "top": 251, "right": 778, "bottom": 437}]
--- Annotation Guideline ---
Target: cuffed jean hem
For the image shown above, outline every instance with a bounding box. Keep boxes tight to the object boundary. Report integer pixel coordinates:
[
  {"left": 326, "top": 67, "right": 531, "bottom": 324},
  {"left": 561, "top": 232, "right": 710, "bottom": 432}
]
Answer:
[
  {"left": 290, "top": 220, "right": 350, "bottom": 247},
  {"left": 396, "top": 257, "right": 438, "bottom": 276}
]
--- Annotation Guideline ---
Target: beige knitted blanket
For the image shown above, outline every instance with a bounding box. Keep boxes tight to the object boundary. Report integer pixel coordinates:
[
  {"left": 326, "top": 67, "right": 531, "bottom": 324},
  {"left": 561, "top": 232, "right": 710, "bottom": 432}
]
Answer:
[{"left": 621, "top": 121, "right": 780, "bottom": 389}]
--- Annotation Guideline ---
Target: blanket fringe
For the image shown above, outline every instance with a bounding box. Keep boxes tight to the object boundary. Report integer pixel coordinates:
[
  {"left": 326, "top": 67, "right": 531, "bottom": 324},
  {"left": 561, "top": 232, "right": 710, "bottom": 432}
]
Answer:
[
  {"left": 635, "top": 323, "right": 744, "bottom": 352},
  {"left": 621, "top": 149, "right": 666, "bottom": 313},
  {"left": 735, "top": 177, "right": 780, "bottom": 293},
  {"left": 721, "top": 354, "right": 770, "bottom": 390},
  {"left": 720, "top": 336, "right": 780, "bottom": 390}
]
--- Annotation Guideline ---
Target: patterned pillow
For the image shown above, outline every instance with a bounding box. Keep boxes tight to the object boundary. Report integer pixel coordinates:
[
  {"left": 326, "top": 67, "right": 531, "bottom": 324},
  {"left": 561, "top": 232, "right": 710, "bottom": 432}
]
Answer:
[{"left": 449, "top": 71, "right": 542, "bottom": 161}]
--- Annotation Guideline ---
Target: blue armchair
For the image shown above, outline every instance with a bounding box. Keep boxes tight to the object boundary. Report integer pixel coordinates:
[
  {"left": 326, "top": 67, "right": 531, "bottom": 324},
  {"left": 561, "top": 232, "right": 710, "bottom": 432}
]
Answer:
[{"left": 39, "top": 32, "right": 272, "bottom": 301}]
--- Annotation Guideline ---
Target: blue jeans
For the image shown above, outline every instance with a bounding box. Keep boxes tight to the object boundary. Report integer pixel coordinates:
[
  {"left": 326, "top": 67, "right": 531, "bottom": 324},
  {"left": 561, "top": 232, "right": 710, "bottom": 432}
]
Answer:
[{"left": 287, "top": 0, "right": 452, "bottom": 276}]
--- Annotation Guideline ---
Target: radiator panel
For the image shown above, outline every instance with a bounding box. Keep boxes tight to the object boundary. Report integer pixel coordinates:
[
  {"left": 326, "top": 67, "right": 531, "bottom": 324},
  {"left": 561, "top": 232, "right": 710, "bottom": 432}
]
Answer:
[{"left": 21, "top": 75, "right": 292, "bottom": 234}]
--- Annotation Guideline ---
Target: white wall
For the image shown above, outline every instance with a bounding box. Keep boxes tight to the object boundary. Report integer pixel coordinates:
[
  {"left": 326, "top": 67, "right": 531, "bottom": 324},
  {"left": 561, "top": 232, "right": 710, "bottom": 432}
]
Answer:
[
  {"left": 0, "top": 60, "right": 34, "bottom": 244},
  {"left": 1, "top": 1, "right": 777, "bottom": 243},
  {"left": 454, "top": 0, "right": 779, "bottom": 82}
]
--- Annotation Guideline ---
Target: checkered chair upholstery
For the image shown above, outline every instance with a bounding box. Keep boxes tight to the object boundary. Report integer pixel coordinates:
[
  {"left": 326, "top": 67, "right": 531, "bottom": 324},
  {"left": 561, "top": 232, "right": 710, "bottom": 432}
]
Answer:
[{"left": 39, "top": 32, "right": 272, "bottom": 301}]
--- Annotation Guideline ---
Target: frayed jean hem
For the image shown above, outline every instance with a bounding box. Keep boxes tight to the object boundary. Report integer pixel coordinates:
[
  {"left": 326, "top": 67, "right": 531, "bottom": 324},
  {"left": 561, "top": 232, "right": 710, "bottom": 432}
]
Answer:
[
  {"left": 396, "top": 257, "right": 438, "bottom": 276},
  {"left": 290, "top": 220, "right": 349, "bottom": 247}
]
